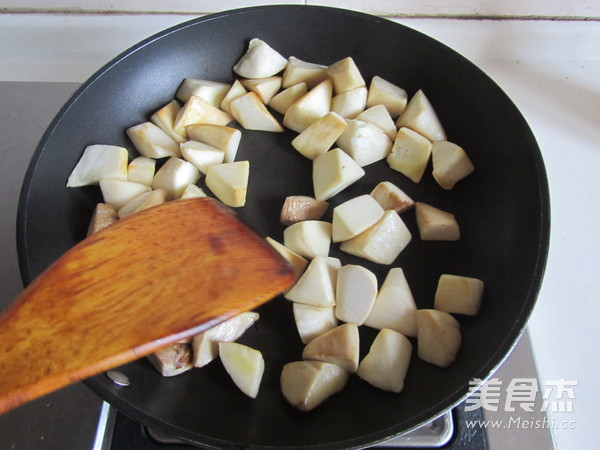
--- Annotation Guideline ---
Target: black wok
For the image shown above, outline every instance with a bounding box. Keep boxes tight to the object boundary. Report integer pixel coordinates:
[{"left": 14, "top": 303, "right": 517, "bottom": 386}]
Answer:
[{"left": 16, "top": 5, "right": 550, "bottom": 449}]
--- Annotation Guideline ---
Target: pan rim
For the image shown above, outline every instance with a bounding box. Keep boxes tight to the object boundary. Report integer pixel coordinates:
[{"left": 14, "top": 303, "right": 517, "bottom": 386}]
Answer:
[{"left": 16, "top": 5, "right": 551, "bottom": 449}]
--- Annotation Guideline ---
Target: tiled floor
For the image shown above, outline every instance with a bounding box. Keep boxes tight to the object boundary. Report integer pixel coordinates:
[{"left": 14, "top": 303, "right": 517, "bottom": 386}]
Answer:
[{"left": 3, "top": 0, "right": 599, "bottom": 17}]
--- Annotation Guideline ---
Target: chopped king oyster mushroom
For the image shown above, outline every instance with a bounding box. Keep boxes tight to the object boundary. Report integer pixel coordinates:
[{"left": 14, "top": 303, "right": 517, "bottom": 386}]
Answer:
[
  {"left": 147, "top": 343, "right": 193, "bottom": 377},
  {"left": 280, "top": 195, "right": 329, "bottom": 226},
  {"left": 68, "top": 36, "right": 482, "bottom": 411}
]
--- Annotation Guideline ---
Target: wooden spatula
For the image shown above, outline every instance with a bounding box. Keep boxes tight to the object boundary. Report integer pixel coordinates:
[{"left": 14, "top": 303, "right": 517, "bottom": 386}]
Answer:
[{"left": 0, "top": 198, "right": 295, "bottom": 415}]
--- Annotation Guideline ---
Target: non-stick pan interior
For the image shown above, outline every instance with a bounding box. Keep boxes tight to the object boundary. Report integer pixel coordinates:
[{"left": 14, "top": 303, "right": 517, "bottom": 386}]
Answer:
[{"left": 17, "top": 5, "right": 549, "bottom": 449}]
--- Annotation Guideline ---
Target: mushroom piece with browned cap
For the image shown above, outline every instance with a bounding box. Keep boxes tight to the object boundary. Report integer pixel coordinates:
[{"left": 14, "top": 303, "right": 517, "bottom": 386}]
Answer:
[
  {"left": 280, "top": 195, "right": 329, "bottom": 226},
  {"left": 148, "top": 343, "right": 193, "bottom": 377}
]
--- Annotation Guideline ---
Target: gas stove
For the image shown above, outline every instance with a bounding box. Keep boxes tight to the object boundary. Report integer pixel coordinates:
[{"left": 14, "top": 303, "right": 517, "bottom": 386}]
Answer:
[
  {"left": 98, "top": 403, "right": 462, "bottom": 450},
  {"left": 96, "top": 401, "right": 462, "bottom": 448}
]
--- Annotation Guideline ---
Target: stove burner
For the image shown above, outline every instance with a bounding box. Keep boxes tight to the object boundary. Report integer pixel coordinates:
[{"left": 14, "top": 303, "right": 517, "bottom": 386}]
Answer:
[
  {"left": 95, "top": 401, "right": 492, "bottom": 449},
  {"left": 145, "top": 411, "right": 453, "bottom": 447}
]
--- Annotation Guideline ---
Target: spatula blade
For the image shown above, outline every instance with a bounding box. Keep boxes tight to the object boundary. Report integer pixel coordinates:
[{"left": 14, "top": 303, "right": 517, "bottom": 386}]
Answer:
[{"left": 0, "top": 198, "right": 294, "bottom": 414}]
